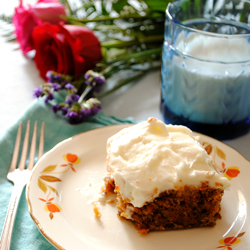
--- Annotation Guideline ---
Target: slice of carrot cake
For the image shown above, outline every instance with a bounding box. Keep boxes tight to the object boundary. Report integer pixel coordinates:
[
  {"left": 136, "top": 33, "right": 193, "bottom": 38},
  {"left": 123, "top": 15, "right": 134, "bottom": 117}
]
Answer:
[{"left": 104, "top": 117, "right": 230, "bottom": 233}]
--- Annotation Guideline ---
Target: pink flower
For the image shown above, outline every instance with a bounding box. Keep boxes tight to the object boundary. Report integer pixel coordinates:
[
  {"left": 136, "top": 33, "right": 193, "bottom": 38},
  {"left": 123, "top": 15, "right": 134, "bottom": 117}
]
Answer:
[
  {"left": 37, "top": 0, "right": 59, "bottom": 2},
  {"left": 13, "top": 0, "right": 66, "bottom": 55},
  {"left": 30, "top": 2, "right": 67, "bottom": 24}
]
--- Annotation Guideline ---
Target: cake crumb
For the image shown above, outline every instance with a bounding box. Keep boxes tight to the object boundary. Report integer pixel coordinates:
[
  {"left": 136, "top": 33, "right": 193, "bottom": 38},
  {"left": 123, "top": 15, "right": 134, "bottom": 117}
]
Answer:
[
  {"left": 93, "top": 202, "right": 101, "bottom": 218},
  {"left": 107, "top": 199, "right": 115, "bottom": 204},
  {"left": 101, "top": 176, "right": 115, "bottom": 194},
  {"left": 124, "top": 198, "right": 131, "bottom": 203},
  {"left": 215, "top": 182, "right": 223, "bottom": 187}
]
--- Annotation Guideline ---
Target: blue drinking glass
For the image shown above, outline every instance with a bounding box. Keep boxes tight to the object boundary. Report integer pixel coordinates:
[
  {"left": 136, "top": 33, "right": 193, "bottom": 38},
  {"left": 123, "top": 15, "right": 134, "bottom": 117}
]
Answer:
[{"left": 161, "top": 0, "right": 250, "bottom": 140}]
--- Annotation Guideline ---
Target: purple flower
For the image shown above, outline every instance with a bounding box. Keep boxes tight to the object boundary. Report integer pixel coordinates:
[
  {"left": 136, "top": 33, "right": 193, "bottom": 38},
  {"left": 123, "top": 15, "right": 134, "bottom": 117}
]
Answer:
[
  {"left": 65, "top": 83, "right": 75, "bottom": 90},
  {"left": 66, "top": 110, "right": 78, "bottom": 118},
  {"left": 80, "top": 98, "right": 102, "bottom": 117},
  {"left": 71, "top": 94, "right": 80, "bottom": 102},
  {"left": 44, "top": 93, "right": 54, "bottom": 103},
  {"left": 91, "top": 106, "right": 101, "bottom": 115},
  {"left": 84, "top": 72, "right": 90, "bottom": 79},
  {"left": 65, "top": 110, "right": 83, "bottom": 124},
  {"left": 53, "top": 75, "right": 62, "bottom": 82},
  {"left": 85, "top": 80, "right": 93, "bottom": 86},
  {"left": 95, "top": 76, "right": 106, "bottom": 85},
  {"left": 37, "top": 70, "right": 103, "bottom": 124},
  {"left": 46, "top": 71, "right": 63, "bottom": 83},
  {"left": 80, "top": 108, "right": 91, "bottom": 116},
  {"left": 65, "top": 98, "right": 73, "bottom": 106},
  {"left": 64, "top": 98, "right": 101, "bottom": 124},
  {"left": 84, "top": 70, "right": 106, "bottom": 88},
  {"left": 33, "top": 87, "right": 43, "bottom": 98},
  {"left": 65, "top": 94, "right": 79, "bottom": 106},
  {"left": 51, "top": 104, "right": 61, "bottom": 113},
  {"left": 51, "top": 83, "right": 61, "bottom": 91},
  {"left": 61, "top": 107, "right": 68, "bottom": 115},
  {"left": 45, "top": 70, "right": 53, "bottom": 80}
]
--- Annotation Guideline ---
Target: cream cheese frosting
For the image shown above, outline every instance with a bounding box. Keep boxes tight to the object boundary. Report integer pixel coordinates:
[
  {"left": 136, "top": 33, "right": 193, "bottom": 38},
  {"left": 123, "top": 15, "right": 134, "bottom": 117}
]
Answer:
[{"left": 107, "top": 117, "right": 231, "bottom": 208}]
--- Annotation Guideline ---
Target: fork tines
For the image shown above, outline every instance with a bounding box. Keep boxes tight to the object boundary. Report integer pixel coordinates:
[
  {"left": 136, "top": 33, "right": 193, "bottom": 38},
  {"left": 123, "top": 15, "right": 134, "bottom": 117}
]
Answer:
[{"left": 10, "top": 121, "right": 45, "bottom": 171}]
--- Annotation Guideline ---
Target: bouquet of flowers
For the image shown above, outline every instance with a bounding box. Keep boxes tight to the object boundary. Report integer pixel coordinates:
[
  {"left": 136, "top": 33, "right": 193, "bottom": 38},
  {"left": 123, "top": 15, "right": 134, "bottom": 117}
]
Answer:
[{"left": 5, "top": 0, "right": 171, "bottom": 123}]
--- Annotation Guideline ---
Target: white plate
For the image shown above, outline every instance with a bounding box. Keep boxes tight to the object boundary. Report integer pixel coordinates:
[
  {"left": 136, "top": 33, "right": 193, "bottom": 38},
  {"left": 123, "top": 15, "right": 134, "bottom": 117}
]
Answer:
[{"left": 26, "top": 124, "right": 250, "bottom": 250}]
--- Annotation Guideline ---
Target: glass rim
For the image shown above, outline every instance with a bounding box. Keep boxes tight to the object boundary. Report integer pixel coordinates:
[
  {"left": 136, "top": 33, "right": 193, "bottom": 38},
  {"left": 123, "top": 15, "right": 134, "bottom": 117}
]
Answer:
[{"left": 166, "top": 1, "right": 250, "bottom": 39}]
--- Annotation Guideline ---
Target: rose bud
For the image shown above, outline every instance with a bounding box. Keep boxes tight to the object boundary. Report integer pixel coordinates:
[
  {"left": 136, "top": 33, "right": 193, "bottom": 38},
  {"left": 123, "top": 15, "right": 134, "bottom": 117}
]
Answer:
[{"left": 30, "top": 2, "right": 66, "bottom": 24}]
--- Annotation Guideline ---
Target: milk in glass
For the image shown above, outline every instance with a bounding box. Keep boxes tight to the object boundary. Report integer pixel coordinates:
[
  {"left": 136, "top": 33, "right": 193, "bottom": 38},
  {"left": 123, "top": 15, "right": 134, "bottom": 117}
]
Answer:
[{"left": 161, "top": 33, "right": 250, "bottom": 124}]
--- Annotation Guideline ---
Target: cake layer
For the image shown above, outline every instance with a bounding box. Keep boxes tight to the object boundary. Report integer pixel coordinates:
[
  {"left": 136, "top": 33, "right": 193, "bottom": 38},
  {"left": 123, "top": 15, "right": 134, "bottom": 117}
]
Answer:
[
  {"left": 117, "top": 183, "right": 224, "bottom": 233},
  {"left": 107, "top": 117, "right": 230, "bottom": 207}
]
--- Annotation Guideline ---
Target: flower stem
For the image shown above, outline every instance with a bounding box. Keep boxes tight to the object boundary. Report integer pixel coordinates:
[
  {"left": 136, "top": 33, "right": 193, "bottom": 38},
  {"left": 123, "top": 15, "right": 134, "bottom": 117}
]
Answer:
[
  {"left": 106, "top": 47, "right": 162, "bottom": 65},
  {"left": 67, "top": 11, "right": 164, "bottom": 24},
  {"left": 101, "top": 40, "right": 139, "bottom": 49},
  {"left": 78, "top": 85, "right": 92, "bottom": 103},
  {"left": 97, "top": 65, "right": 160, "bottom": 99},
  {"left": 101, "top": 34, "right": 163, "bottom": 49},
  {"left": 62, "top": 0, "right": 73, "bottom": 16}
]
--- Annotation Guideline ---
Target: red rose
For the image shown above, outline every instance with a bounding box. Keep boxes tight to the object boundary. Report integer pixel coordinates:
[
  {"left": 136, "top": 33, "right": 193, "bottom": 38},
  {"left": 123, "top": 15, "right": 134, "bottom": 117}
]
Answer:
[
  {"left": 32, "top": 23, "right": 102, "bottom": 79},
  {"left": 13, "top": 0, "right": 66, "bottom": 55}
]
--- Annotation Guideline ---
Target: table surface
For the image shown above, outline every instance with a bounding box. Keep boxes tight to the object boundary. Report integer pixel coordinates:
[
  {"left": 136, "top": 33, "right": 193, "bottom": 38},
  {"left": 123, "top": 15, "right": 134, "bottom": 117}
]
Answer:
[{"left": 0, "top": 1, "right": 249, "bottom": 161}]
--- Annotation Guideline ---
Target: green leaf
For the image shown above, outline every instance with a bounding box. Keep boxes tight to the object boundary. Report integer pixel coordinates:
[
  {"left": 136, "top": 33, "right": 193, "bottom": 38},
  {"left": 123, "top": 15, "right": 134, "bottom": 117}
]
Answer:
[
  {"left": 143, "top": 0, "right": 171, "bottom": 12},
  {"left": 112, "top": 0, "right": 130, "bottom": 14},
  {"left": 105, "top": 48, "right": 128, "bottom": 60}
]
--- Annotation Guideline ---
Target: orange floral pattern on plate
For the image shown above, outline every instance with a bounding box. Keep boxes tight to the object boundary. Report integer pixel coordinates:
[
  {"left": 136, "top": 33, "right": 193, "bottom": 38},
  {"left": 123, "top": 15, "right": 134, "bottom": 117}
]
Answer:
[
  {"left": 203, "top": 143, "right": 245, "bottom": 249},
  {"left": 38, "top": 153, "right": 81, "bottom": 219},
  {"left": 217, "top": 232, "right": 245, "bottom": 250},
  {"left": 203, "top": 143, "right": 240, "bottom": 180}
]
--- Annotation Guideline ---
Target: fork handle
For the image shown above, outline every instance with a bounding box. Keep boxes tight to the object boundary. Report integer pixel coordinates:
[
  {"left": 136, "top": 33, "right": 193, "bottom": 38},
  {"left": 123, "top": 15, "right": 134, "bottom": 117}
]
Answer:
[{"left": 0, "top": 183, "right": 25, "bottom": 250}]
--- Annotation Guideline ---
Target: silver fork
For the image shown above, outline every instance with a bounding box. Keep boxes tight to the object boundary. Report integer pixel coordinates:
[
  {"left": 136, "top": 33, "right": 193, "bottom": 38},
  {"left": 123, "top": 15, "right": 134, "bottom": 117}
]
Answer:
[{"left": 0, "top": 121, "right": 45, "bottom": 250}]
